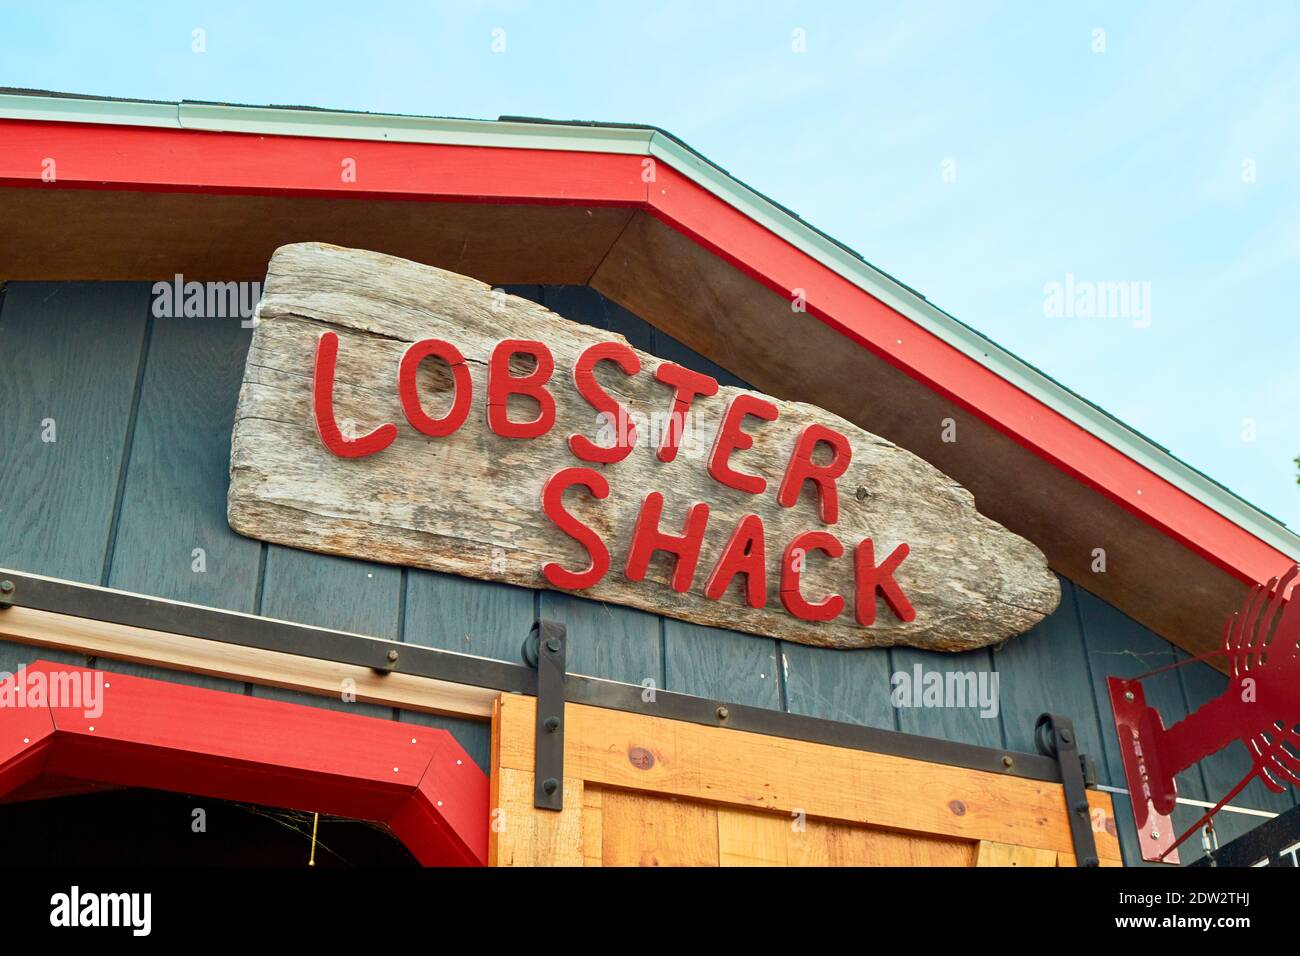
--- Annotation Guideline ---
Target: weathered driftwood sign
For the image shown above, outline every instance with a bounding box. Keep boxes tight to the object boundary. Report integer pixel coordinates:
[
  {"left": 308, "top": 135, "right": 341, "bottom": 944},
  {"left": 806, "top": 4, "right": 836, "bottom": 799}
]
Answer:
[{"left": 228, "top": 243, "right": 1059, "bottom": 651}]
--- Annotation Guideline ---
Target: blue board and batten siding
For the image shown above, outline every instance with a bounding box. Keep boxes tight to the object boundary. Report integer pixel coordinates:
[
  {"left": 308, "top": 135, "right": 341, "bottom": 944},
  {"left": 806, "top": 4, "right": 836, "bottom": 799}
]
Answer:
[{"left": 0, "top": 281, "right": 1292, "bottom": 865}]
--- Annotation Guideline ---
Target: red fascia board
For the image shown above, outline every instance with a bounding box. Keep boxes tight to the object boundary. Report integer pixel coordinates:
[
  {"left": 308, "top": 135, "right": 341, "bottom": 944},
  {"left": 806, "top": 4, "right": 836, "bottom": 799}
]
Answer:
[
  {"left": 649, "top": 164, "right": 1294, "bottom": 587},
  {"left": 0, "top": 116, "right": 1290, "bottom": 586},
  {"left": 0, "top": 118, "right": 645, "bottom": 204}
]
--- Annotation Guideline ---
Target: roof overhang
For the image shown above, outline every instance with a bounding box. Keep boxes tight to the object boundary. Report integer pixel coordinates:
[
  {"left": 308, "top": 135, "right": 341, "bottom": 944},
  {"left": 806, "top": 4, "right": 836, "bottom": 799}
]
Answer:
[{"left": 1, "top": 89, "right": 1295, "bottom": 664}]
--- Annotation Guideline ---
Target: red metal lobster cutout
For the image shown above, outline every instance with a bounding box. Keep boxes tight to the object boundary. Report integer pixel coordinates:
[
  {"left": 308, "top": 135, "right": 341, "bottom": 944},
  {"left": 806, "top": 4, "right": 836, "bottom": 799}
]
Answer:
[{"left": 1109, "top": 565, "right": 1300, "bottom": 864}]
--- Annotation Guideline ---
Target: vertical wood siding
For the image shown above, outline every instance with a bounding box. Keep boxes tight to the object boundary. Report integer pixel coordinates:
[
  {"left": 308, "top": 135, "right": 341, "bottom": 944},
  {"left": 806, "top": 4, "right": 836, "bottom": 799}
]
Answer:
[{"left": 0, "top": 280, "right": 1292, "bottom": 863}]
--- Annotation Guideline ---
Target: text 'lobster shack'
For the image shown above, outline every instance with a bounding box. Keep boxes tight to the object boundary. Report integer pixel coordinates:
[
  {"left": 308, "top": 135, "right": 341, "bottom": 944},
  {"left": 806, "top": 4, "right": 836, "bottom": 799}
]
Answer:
[
  {"left": 2, "top": 90, "right": 1297, "bottom": 870},
  {"left": 229, "top": 243, "right": 1056, "bottom": 655},
  {"left": 312, "top": 322, "right": 916, "bottom": 631}
]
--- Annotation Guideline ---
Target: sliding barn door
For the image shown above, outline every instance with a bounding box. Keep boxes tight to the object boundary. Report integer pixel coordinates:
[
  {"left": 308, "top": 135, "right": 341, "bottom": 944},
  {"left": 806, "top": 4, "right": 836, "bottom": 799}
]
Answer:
[{"left": 489, "top": 695, "right": 1122, "bottom": 867}]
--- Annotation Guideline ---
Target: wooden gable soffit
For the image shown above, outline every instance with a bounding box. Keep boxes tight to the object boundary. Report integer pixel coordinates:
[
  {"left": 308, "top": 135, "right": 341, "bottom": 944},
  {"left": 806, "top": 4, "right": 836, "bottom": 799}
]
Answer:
[{"left": 0, "top": 92, "right": 1296, "bottom": 666}]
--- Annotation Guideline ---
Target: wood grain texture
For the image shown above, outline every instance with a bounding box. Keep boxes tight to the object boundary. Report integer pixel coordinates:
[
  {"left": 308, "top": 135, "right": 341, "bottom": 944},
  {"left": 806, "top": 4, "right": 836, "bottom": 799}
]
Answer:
[
  {"left": 581, "top": 784, "right": 603, "bottom": 866},
  {"left": 0, "top": 187, "right": 634, "bottom": 285},
  {"left": 0, "top": 605, "right": 497, "bottom": 718},
  {"left": 974, "top": 840, "right": 1059, "bottom": 867},
  {"left": 489, "top": 767, "right": 585, "bottom": 866},
  {"left": 2, "top": 182, "right": 1270, "bottom": 671},
  {"left": 716, "top": 805, "right": 791, "bottom": 865},
  {"left": 717, "top": 806, "right": 975, "bottom": 866},
  {"left": 890, "top": 646, "right": 1004, "bottom": 749},
  {"left": 494, "top": 694, "right": 1124, "bottom": 862},
  {"left": 992, "top": 576, "right": 1107, "bottom": 760},
  {"left": 228, "top": 243, "right": 1059, "bottom": 652},
  {"left": 598, "top": 789, "right": 720, "bottom": 867},
  {"left": 528, "top": 284, "right": 670, "bottom": 682},
  {"left": 108, "top": 312, "right": 261, "bottom": 611},
  {"left": 575, "top": 789, "right": 978, "bottom": 867},
  {"left": 794, "top": 820, "right": 975, "bottom": 866},
  {"left": 0, "top": 282, "right": 149, "bottom": 583},
  {"left": 488, "top": 696, "right": 585, "bottom": 867},
  {"left": 664, "top": 619, "right": 781, "bottom": 708}
]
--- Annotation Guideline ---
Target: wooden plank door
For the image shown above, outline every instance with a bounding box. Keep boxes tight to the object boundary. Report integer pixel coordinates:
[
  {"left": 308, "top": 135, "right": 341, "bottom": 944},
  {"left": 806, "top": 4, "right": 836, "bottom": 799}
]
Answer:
[{"left": 489, "top": 694, "right": 1122, "bottom": 867}]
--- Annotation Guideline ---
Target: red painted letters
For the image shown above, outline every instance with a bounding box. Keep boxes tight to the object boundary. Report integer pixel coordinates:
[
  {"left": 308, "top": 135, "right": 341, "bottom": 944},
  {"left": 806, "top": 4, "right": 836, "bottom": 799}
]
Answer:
[
  {"left": 778, "top": 424, "right": 852, "bottom": 524},
  {"left": 487, "top": 339, "right": 556, "bottom": 438},
  {"left": 314, "top": 328, "right": 921, "bottom": 633},
  {"left": 313, "top": 331, "right": 398, "bottom": 458},
  {"left": 569, "top": 341, "right": 641, "bottom": 463},
  {"left": 625, "top": 492, "right": 711, "bottom": 593},
  {"left": 704, "top": 513, "right": 767, "bottom": 608},
  {"left": 540, "top": 468, "right": 611, "bottom": 590},
  {"left": 653, "top": 362, "right": 718, "bottom": 463},
  {"left": 398, "top": 338, "right": 472, "bottom": 437},
  {"left": 854, "top": 539, "right": 916, "bottom": 625},
  {"left": 780, "top": 530, "right": 845, "bottom": 622},
  {"left": 708, "top": 394, "right": 778, "bottom": 494}
]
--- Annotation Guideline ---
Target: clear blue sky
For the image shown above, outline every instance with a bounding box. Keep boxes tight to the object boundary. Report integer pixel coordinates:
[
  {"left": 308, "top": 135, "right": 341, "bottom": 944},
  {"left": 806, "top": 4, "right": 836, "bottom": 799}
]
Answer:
[{"left": 4, "top": 0, "right": 1298, "bottom": 529}]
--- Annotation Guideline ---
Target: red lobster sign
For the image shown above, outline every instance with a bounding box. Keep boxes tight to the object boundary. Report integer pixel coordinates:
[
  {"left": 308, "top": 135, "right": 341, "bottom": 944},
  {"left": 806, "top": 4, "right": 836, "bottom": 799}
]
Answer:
[{"left": 1109, "top": 565, "right": 1300, "bottom": 863}]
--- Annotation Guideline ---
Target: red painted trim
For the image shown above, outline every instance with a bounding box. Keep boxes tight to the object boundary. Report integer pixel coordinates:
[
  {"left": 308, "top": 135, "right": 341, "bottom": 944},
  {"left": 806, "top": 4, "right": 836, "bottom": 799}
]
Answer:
[
  {"left": 0, "top": 689, "right": 55, "bottom": 799},
  {"left": 647, "top": 165, "right": 1294, "bottom": 586},
  {"left": 0, "top": 116, "right": 1292, "bottom": 586},
  {"left": 0, "top": 119, "right": 645, "bottom": 204},
  {"left": 0, "top": 661, "right": 489, "bottom": 866}
]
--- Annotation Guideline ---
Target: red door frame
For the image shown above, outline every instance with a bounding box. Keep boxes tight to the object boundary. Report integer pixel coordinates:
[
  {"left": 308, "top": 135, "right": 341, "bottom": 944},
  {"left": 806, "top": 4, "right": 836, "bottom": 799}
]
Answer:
[{"left": 0, "top": 660, "right": 488, "bottom": 866}]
